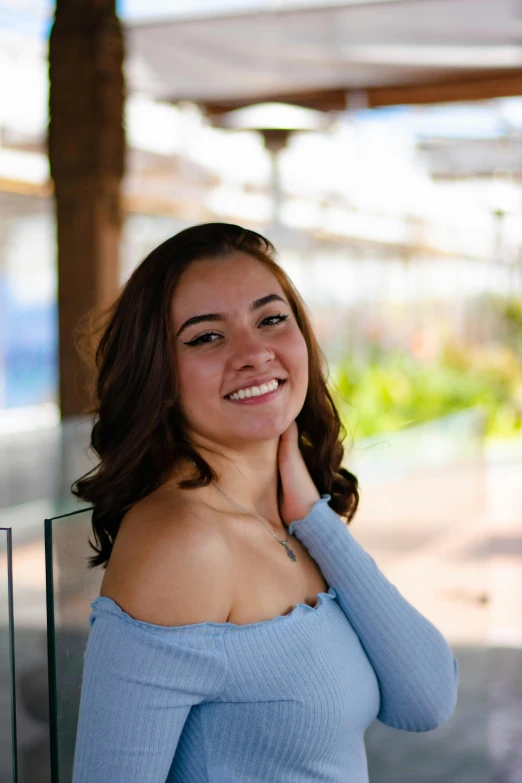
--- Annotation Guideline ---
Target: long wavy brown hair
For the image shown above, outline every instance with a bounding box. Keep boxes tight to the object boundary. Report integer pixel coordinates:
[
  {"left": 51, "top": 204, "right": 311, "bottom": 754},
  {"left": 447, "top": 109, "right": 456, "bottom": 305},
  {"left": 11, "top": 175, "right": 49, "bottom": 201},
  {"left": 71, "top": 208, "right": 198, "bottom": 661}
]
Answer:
[{"left": 72, "top": 222, "right": 359, "bottom": 569}]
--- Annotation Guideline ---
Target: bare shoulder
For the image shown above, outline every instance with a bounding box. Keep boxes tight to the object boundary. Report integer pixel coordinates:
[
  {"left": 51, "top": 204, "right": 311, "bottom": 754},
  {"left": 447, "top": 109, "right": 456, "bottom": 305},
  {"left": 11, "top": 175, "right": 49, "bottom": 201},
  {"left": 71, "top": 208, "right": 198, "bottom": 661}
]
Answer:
[{"left": 100, "top": 490, "right": 233, "bottom": 627}]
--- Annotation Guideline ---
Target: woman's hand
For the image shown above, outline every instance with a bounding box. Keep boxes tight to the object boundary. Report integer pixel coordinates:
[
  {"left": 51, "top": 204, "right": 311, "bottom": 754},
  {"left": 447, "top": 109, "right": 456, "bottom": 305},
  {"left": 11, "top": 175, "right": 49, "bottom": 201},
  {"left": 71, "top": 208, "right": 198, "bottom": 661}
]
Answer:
[{"left": 278, "top": 420, "right": 321, "bottom": 527}]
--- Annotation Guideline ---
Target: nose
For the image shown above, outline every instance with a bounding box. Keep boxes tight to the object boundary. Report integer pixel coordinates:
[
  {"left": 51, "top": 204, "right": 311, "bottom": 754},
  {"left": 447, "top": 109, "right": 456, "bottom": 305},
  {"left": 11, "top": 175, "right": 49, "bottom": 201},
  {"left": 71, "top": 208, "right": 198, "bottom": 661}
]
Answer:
[{"left": 229, "top": 331, "right": 276, "bottom": 368}]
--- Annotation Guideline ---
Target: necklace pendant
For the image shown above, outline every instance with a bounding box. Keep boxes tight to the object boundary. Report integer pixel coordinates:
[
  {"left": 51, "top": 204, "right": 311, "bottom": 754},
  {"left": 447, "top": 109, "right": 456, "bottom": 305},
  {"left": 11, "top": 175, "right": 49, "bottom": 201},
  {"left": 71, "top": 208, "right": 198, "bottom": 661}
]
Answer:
[{"left": 281, "top": 541, "right": 297, "bottom": 562}]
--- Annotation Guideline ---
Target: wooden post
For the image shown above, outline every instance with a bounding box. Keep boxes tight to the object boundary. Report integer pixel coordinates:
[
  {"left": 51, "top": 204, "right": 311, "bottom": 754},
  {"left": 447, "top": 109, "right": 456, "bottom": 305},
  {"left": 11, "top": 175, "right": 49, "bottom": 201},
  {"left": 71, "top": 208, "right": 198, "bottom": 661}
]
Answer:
[{"left": 48, "top": 0, "right": 125, "bottom": 419}]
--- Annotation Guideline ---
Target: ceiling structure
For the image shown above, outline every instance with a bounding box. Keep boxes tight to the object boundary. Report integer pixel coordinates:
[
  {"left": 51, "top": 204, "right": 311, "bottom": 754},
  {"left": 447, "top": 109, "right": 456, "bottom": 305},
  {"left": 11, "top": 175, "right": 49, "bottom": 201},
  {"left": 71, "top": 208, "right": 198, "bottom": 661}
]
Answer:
[{"left": 125, "top": 0, "right": 522, "bottom": 116}]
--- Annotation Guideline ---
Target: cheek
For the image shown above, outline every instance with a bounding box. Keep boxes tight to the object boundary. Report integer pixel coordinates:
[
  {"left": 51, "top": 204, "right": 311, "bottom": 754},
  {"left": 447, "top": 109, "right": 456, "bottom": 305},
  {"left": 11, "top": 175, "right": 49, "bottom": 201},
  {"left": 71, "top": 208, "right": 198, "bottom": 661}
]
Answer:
[
  {"left": 177, "top": 356, "right": 219, "bottom": 404},
  {"left": 283, "top": 331, "right": 309, "bottom": 386},
  {"left": 288, "top": 329, "right": 308, "bottom": 366}
]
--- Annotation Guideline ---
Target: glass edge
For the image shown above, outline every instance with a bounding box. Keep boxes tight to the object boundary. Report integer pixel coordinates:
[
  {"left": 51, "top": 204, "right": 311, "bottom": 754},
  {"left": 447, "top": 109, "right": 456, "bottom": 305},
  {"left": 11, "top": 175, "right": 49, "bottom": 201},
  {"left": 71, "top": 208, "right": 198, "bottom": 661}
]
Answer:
[
  {"left": 5, "top": 527, "right": 19, "bottom": 783},
  {"left": 44, "top": 519, "right": 59, "bottom": 783}
]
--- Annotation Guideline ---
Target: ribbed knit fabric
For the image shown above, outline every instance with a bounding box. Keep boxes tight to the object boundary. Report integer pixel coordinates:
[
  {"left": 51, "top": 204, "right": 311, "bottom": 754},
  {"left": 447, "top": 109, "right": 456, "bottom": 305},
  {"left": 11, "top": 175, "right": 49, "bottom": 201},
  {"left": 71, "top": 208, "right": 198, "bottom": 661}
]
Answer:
[{"left": 72, "top": 494, "right": 459, "bottom": 783}]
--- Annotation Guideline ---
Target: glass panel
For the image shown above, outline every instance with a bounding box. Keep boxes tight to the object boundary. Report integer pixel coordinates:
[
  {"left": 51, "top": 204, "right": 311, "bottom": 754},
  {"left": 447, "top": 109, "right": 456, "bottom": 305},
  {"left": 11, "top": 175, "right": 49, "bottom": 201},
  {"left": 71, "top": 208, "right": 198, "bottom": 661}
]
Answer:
[
  {"left": 0, "top": 527, "right": 18, "bottom": 782},
  {"left": 45, "top": 507, "right": 101, "bottom": 783},
  {"left": 349, "top": 406, "right": 486, "bottom": 483}
]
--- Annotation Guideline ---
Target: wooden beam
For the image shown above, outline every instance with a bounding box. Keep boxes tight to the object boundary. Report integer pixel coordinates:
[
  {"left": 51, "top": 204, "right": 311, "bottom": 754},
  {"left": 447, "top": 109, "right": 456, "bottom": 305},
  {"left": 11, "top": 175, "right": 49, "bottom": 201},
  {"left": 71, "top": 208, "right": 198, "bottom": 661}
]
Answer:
[
  {"left": 368, "top": 69, "right": 522, "bottom": 108},
  {"left": 199, "top": 69, "right": 522, "bottom": 116}
]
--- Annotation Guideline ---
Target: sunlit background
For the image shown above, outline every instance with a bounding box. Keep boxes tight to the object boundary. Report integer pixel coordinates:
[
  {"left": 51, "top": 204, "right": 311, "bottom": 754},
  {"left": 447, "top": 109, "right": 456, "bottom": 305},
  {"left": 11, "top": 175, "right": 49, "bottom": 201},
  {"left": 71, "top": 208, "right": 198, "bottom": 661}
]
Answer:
[
  {"left": 2, "top": 2, "right": 522, "bottom": 442},
  {"left": 1, "top": 1, "right": 522, "bottom": 781}
]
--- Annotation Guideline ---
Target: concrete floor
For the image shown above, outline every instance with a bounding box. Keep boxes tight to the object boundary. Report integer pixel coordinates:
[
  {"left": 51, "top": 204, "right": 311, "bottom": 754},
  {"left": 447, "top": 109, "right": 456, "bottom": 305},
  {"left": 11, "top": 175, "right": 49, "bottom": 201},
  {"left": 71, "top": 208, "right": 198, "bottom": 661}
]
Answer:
[{"left": 1, "top": 416, "right": 521, "bottom": 783}]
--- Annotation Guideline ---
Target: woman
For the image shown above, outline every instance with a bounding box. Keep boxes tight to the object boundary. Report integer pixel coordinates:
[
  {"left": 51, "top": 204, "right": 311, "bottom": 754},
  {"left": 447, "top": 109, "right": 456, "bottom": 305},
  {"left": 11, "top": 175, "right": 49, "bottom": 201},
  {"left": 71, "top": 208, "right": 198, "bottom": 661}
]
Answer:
[{"left": 71, "top": 223, "right": 458, "bottom": 782}]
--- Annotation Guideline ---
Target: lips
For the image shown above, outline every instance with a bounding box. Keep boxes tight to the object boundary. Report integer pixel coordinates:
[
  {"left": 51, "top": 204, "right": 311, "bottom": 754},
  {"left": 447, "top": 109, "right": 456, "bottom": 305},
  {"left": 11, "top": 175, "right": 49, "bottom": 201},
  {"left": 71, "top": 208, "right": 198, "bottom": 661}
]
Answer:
[
  {"left": 223, "top": 377, "right": 286, "bottom": 398},
  {"left": 225, "top": 379, "right": 286, "bottom": 404}
]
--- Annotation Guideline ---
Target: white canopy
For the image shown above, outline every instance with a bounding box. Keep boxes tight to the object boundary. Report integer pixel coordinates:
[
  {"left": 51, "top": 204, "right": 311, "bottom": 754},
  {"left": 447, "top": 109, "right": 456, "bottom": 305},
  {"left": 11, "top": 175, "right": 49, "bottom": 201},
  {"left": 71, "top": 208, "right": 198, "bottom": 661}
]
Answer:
[{"left": 125, "top": 0, "right": 522, "bottom": 111}]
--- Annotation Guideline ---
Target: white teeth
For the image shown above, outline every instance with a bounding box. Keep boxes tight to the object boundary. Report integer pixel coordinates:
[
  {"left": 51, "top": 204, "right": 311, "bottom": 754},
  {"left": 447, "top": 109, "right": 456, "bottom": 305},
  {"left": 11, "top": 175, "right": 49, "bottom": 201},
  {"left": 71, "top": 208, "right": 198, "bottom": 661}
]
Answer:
[{"left": 228, "top": 379, "right": 280, "bottom": 401}]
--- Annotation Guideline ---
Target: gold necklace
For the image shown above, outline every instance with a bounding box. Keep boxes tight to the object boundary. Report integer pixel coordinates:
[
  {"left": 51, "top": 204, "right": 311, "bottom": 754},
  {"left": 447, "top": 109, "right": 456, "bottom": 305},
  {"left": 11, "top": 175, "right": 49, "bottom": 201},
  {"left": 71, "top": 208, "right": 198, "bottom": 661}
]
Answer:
[{"left": 212, "top": 480, "right": 298, "bottom": 563}]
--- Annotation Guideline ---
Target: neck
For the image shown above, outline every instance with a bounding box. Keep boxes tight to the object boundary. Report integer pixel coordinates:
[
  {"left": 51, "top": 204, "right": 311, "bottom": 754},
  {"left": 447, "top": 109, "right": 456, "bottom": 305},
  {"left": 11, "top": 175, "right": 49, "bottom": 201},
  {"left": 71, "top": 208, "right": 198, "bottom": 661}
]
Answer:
[{"left": 176, "top": 439, "right": 283, "bottom": 524}]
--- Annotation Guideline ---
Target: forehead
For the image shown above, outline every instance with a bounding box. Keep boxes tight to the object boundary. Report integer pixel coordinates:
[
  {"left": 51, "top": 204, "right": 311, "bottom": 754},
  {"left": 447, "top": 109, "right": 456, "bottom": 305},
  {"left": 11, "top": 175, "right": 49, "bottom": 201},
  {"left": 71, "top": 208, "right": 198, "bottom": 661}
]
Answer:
[{"left": 171, "top": 252, "right": 284, "bottom": 312}]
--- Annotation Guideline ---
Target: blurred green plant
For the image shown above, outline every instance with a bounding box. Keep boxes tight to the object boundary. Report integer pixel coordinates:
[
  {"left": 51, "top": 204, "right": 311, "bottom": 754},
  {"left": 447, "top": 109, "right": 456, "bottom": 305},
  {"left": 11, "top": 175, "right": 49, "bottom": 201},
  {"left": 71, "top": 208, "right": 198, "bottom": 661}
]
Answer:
[
  {"left": 329, "top": 339, "right": 522, "bottom": 441},
  {"left": 492, "top": 294, "right": 522, "bottom": 354}
]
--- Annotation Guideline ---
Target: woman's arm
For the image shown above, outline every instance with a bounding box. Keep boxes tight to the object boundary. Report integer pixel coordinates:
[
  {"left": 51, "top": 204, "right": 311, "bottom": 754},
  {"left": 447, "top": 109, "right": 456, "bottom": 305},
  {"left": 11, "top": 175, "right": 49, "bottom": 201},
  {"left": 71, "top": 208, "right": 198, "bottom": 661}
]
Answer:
[
  {"left": 288, "top": 495, "right": 459, "bottom": 732},
  {"left": 72, "top": 513, "right": 231, "bottom": 783},
  {"left": 72, "top": 605, "right": 228, "bottom": 783}
]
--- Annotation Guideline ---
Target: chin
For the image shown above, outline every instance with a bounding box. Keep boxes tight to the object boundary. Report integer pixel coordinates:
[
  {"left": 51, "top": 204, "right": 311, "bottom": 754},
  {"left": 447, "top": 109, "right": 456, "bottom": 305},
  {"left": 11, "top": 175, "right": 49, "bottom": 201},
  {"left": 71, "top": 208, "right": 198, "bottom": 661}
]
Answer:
[{"left": 221, "top": 418, "right": 289, "bottom": 442}]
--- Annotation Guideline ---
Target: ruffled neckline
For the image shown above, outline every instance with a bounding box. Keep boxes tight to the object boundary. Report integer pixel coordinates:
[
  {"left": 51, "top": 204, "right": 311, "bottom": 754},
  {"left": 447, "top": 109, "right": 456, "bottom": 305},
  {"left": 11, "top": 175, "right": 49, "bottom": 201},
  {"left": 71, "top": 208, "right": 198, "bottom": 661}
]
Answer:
[{"left": 90, "top": 586, "right": 337, "bottom": 632}]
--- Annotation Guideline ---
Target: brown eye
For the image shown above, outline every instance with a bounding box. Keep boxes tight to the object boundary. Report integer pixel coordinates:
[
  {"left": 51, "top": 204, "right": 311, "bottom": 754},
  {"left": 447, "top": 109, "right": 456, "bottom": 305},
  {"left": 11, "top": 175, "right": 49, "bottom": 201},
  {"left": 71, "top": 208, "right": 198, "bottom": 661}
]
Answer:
[{"left": 262, "top": 314, "right": 288, "bottom": 327}]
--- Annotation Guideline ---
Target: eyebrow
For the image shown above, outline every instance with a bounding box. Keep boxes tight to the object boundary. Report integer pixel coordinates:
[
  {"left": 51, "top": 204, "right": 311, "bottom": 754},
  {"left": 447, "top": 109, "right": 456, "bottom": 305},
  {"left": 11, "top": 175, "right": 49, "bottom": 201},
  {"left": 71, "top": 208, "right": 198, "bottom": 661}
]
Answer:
[{"left": 175, "top": 293, "right": 287, "bottom": 339}]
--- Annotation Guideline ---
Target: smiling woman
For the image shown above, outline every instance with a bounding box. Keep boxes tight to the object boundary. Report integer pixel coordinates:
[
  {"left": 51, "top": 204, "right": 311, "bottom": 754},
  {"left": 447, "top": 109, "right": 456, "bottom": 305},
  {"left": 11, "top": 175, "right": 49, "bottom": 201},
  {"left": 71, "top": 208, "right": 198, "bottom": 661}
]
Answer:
[
  {"left": 69, "top": 222, "right": 458, "bottom": 783},
  {"left": 71, "top": 222, "right": 358, "bottom": 571}
]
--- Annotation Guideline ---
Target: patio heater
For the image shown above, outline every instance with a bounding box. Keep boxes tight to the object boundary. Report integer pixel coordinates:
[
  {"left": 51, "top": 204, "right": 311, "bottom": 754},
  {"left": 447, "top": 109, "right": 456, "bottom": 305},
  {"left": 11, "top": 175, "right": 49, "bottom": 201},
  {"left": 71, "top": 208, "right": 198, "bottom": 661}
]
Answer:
[{"left": 208, "top": 103, "right": 334, "bottom": 240}]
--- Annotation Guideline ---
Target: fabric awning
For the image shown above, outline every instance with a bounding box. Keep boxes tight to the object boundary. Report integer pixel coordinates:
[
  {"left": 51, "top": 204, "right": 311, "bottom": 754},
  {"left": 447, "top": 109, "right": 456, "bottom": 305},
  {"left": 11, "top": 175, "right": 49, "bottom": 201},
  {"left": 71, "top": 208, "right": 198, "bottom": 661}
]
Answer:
[{"left": 125, "top": 0, "right": 522, "bottom": 113}]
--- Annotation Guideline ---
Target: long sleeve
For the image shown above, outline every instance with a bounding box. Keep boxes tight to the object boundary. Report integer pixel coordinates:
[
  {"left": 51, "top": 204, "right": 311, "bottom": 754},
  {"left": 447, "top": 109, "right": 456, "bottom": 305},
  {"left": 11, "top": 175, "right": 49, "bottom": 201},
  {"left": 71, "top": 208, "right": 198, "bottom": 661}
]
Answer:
[
  {"left": 288, "top": 495, "right": 459, "bottom": 732},
  {"left": 72, "top": 598, "right": 228, "bottom": 783}
]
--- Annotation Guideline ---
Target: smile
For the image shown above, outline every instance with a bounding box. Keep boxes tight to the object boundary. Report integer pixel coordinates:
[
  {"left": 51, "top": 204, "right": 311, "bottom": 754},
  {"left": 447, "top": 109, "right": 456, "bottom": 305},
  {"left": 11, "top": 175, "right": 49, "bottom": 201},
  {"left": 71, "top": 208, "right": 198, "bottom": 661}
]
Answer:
[{"left": 224, "top": 379, "right": 286, "bottom": 405}]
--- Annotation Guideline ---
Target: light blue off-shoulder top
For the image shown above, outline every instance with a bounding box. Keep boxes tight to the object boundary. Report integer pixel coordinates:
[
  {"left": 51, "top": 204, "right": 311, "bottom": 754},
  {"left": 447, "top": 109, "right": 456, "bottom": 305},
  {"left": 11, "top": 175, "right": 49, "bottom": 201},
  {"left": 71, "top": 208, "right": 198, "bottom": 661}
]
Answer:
[{"left": 72, "top": 495, "right": 459, "bottom": 782}]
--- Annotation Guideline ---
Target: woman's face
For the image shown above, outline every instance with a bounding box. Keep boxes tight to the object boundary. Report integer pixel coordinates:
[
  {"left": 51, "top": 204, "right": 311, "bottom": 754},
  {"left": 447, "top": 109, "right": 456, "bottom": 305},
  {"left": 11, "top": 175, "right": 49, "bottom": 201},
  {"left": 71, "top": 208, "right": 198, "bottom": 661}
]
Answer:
[{"left": 171, "top": 252, "right": 309, "bottom": 451}]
